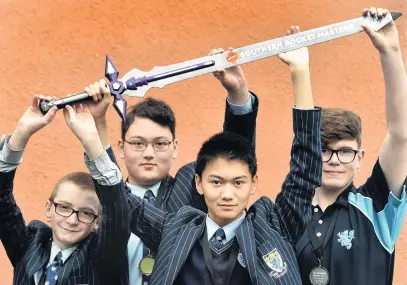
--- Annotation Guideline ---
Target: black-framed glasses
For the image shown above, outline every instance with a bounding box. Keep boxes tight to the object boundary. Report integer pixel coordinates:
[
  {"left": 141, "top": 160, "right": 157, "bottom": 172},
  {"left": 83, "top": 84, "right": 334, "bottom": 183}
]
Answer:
[
  {"left": 322, "top": 148, "right": 359, "bottom": 164},
  {"left": 124, "top": 139, "right": 174, "bottom": 152},
  {"left": 53, "top": 202, "right": 98, "bottom": 224}
]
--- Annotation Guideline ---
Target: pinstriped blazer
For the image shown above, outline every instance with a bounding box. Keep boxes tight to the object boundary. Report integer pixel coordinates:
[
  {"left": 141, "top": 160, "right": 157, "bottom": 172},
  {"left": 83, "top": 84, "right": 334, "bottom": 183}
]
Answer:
[
  {"left": 127, "top": 108, "right": 322, "bottom": 285},
  {"left": 0, "top": 170, "right": 130, "bottom": 285}
]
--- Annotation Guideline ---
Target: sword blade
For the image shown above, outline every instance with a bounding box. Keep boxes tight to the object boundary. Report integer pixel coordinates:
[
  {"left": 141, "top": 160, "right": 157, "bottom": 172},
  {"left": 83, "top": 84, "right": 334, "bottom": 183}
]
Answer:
[{"left": 122, "top": 12, "right": 398, "bottom": 97}]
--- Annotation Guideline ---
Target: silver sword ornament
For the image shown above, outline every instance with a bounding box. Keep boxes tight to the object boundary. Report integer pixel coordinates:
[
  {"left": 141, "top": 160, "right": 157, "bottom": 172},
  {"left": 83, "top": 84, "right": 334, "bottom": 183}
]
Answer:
[{"left": 39, "top": 11, "right": 402, "bottom": 122}]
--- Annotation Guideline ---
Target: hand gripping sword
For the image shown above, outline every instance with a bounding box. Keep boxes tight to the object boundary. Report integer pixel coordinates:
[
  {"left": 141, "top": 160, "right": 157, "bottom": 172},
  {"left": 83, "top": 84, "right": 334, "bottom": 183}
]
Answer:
[{"left": 39, "top": 12, "right": 402, "bottom": 122}]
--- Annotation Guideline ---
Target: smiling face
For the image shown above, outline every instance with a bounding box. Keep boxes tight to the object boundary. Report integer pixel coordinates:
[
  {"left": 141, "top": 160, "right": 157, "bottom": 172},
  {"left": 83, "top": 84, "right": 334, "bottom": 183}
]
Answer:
[
  {"left": 320, "top": 108, "right": 364, "bottom": 194},
  {"left": 195, "top": 157, "right": 257, "bottom": 226},
  {"left": 194, "top": 132, "right": 257, "bottom": 227},
  {"left": 321, "top": 139, "right": 365, "bottom": 193},
  {"left": 45, "top": 181, "right": 101, "bottom": 250}
]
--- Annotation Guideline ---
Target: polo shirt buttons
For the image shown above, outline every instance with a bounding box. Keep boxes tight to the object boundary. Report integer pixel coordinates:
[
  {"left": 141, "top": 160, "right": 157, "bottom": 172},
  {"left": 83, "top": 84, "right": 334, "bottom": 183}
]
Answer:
[
  {"left": 314, "top": 208, "right": 319, "bottom": 213},
  {"left": 318, "top": 220, "right": 323, "bottom": 224},
  {"left": 316, "top": 232, "right": 322, "bottom": 237}
]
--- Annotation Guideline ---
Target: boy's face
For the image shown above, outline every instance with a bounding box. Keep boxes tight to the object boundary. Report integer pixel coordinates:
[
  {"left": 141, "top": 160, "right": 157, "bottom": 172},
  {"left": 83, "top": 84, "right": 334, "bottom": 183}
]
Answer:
[
  {"left": 119, "top": 117, "right": 178, "bottom": 188},
  {"left": 195, "top": 157, "right": 257, "bottom": 226},
  {"left": 45, "top": 181, "right": 101, "bottom": 249},
  {"left": 321, "top": 139, "right": 365, "bottom": 193}
]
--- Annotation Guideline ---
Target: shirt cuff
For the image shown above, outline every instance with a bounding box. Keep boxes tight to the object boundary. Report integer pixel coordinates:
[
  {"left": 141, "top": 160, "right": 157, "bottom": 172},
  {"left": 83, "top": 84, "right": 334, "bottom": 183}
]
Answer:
[
  {"left": 85, "top": 150, "right": 122, "bottom": 186},
  {"left": 227, "top": 93, "right": 254, "bottom": 115},
  {"left": 0, "top": 135, "right": 24, "bottom": 172}
]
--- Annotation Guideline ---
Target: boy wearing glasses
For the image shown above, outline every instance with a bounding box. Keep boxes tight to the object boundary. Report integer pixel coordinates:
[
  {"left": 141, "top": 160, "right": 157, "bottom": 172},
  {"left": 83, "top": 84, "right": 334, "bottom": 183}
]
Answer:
[
  {"left": 0, "top": 97, "right": 129, "bottom": 285},
  {"left": 295, "top": 8, "right": 407, "bottom": 285}
]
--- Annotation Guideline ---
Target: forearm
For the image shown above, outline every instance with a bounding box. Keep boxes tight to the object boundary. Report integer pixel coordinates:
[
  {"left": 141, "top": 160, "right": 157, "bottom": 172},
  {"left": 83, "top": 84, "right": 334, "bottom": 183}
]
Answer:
[
  {"left": 276, "top": 108, "right": 322, "bottom": 242},
  {"left": 290, "top": 65, "right": 314, "bottom": 110},
  {"left": 94, "top": 117, "right": 110, "bottom": 149},
  {"left": 381, "top": 49, "right": 407, "bottom": 139}
]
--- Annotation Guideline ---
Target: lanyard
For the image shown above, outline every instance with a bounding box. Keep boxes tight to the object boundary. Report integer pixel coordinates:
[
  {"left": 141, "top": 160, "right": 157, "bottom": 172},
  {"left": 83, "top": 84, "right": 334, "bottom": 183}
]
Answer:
[
  {"left": 200, "top": 230, "right": 238, "bottom": 285},
  {"left": 307, "top": 209, "right": 340, "bottom": 263}
]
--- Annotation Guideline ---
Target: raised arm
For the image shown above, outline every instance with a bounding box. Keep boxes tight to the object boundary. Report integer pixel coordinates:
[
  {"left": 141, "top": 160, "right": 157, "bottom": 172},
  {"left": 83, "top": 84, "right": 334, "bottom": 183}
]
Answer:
[
  {"left": 272, "top": 26, "right": 322, "bottom": 243},
  {"left": 362, "top": 8, "right": 407, "bottom": 198},
  {"left": 210, "top": 48, "right": 259, "bottom": 149},
  {"left": 0, "top": 95, "right": 58, "bottom": 266}
]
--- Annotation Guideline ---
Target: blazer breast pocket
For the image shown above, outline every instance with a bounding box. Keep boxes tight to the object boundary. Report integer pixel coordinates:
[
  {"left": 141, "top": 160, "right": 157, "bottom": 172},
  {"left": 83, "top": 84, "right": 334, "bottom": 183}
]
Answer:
[{"left": 257, "top": 238, "right": 301, "bottom": 284}]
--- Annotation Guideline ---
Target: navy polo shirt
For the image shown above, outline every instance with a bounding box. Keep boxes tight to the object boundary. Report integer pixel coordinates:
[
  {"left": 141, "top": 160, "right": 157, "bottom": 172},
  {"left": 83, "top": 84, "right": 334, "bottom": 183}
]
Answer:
[{"left": 296, "top": 160, "right": 407, "bottom": 285}]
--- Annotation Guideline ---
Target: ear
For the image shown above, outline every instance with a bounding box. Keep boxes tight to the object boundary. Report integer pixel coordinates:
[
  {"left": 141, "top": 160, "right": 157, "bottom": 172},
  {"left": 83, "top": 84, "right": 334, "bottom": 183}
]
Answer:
[
  {"left": 195, "top": 174, "right": 204, "bottom": 195},
  {"left": 92, "top": 216, "right": 102, "bottom": 232},
  {"left": 250, "top": 174, "right": 258, "bottom": 195},
  {"left": 45, "top": 200, "right": 52, "bottom": 223},
  {"left": 356, "top": 148, "right": 366, "bottom": 169},
  {"left": 118, "top": 140, "right": 125, "bottom": 159},
  {"left": 172, "top": 138, "right": 178, "bottom": 160}
]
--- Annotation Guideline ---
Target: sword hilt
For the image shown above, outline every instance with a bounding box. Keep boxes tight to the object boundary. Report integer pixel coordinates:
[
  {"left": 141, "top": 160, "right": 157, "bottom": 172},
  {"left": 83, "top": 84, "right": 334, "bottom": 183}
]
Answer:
[
  {"left": 39, "top": 56, "right": 131, "bottom": 122},
  {"left": 39, "top": 92, "right": 91, "bottom": 114}
]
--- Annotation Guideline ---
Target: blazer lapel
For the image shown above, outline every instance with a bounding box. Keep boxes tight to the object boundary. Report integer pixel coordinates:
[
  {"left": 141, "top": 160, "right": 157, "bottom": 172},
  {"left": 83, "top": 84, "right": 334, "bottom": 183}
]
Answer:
[
  {"left": 25, "top": 238, "right": 51, "bottom": 280},
  {"left": 164, "top": 223, "right": 205, "bottom": 285},
  {"left": 236, "top": 218, "right": 259, "bottom": 285}
]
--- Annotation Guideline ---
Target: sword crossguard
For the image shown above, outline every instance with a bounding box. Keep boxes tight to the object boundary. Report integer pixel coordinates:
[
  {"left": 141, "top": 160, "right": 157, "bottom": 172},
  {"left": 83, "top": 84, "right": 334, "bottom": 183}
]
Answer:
[{"left": 105, "top": 56, "right": 131, "bottom": 123}]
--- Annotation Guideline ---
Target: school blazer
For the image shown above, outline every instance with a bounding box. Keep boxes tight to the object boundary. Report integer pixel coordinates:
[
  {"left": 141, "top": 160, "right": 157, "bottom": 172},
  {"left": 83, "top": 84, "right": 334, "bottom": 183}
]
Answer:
[{"left": 127, "top": 108, "right": 322, "bottom": 285}]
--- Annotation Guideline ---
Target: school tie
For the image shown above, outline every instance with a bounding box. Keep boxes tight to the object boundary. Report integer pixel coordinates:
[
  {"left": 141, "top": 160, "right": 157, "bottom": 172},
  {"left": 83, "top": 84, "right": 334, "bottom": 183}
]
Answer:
[
  {"left": 45, "top": 251, "right": 62, "bottom": 285},
  {"left": 143, "top": 190, "right": 156, "bottom": 204},
  {"left": 210, "top": 228, "right": 226, "bottom": 250},
  {"left": 142, "top": 190, "right": 156, "bottom": 284}
]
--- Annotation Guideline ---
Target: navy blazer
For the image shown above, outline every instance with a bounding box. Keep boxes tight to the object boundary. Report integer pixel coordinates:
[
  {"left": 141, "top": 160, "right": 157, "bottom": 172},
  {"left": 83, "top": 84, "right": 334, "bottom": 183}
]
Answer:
[
  {"left": 127, "top": 108, "right": 322, "bottom": 285},
  {"left": 0, "top": 170, "right": 130, "bottom": 285}
]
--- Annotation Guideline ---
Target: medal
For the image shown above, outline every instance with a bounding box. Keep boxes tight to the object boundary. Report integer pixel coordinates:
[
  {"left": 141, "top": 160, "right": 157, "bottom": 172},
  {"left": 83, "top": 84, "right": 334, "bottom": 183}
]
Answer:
[
  {"left": 139, "top": 255, "right": 155, "bottom": 276},
  {"left": 309, "top": 257, "right": 329, "bottom": 285}
]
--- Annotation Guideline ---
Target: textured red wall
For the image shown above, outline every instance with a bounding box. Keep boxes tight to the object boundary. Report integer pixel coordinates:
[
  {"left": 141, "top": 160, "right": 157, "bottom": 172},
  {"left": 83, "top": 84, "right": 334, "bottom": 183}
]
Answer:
[{"left": 0, "top": 0, "right": 406, "bottom": 284}]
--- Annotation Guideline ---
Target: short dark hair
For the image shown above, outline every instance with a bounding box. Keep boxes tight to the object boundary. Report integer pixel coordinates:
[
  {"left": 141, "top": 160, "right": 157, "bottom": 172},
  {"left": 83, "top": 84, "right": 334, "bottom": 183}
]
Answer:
[
  {"left": 195, "top": 132, "right": 257, "bottom": 177},
  {"left": 49, "top": 172, "right": 95, "bottom": 201},
  {"left": 321, "top": 108, "right": 362, "bottom": 147},
  {"left": 121, "top": 98, "right": 176, "bottom": 140}
]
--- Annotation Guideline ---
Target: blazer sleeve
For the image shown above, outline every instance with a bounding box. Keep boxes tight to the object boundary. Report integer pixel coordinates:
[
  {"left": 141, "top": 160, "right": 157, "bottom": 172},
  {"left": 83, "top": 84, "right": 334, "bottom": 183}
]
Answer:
[
  {"left": 90, "top": 180, "right": 130, "bottom": 270},
  {"left": 273, "top": 108, "right": 322, "bottom": 243},
  {"left": 128, "top": 193, "right": 174, "bottom": 253},
  {"left": 0, "top": 169, "right": 31, "bottom": 267},
  {"left": 165, "top": 162, "right": 208, "bottom": 213},
  {"left": 223, "top": 92, "right": 259, "bottom": 151}
]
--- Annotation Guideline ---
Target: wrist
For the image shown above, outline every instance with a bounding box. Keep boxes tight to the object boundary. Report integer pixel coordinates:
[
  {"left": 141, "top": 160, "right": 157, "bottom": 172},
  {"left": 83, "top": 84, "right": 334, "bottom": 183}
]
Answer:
[
  {"left": 227, "top": 85, "right": 250, "bottom": 105},
  {"left": 289, "top": 64, "right": 310, "bottom": 74}
]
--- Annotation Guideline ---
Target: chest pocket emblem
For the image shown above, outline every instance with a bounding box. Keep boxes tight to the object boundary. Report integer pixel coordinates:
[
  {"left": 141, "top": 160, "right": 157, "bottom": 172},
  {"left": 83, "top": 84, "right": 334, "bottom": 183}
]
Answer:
[
  {"left": 263, "top": 249, "right": 288, "bottom": 278},
  {"left": 337, "top": 230, "right": 355, "bottom": 249}
]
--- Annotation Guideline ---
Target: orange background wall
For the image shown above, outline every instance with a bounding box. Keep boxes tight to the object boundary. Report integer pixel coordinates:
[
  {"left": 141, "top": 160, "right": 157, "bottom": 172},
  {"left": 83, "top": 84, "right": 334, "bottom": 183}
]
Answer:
[{"left": 0, "top": 0, "right": 406, "bottom": 284}]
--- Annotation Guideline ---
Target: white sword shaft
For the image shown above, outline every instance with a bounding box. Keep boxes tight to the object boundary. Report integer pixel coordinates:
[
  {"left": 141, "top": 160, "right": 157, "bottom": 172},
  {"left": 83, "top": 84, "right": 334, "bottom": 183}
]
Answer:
[{"left": 122, "top": 13, "right": 394, "bottom": 97}]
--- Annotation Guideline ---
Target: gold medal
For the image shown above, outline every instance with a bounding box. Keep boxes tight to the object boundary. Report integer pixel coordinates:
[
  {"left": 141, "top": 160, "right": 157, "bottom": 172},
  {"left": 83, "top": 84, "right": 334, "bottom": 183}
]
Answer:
[{"left": 139, "top": 256, "right": 155, "bottom": 276}]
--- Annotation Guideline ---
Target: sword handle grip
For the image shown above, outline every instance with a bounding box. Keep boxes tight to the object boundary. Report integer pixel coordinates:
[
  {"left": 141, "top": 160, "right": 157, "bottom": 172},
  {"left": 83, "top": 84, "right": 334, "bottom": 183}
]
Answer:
[{"left": 39, "top": 92, "right": 91, "bottom": 114}]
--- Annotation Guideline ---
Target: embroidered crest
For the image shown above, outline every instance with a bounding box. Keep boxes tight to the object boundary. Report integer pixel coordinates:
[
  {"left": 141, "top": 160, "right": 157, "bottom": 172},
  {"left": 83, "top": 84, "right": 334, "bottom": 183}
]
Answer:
[
  {"left": 237, "top": 251, "right": 247, "bottom": 268},
  {"left": 263, "top": 249, "right": 288, "bottom": 278},
  {"left": 337, "top": 230, "right": 355, "bottom": 249}
]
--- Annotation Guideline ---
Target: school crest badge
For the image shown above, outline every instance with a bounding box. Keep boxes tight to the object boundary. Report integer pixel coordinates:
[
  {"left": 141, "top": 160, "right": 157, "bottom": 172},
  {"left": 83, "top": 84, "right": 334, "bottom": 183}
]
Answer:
[
  {"left": 263, "top": 249, "right": 288, "bottom": 278},
  {"left": 337, "top": 230, "right": 355, "bottom": 250}
]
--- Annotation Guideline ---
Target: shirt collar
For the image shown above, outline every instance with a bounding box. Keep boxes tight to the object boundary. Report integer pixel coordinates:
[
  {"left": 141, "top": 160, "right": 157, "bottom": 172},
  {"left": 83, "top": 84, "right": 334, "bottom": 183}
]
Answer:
[
  {"left": 49, "top": 242, "right": 77, "bottom": 265},
  {"left": 126, "top": 181, "right": 161, "bottom": 198},
  {"left": 205, "top": 212, "right": 246, "bottom": 243}
]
